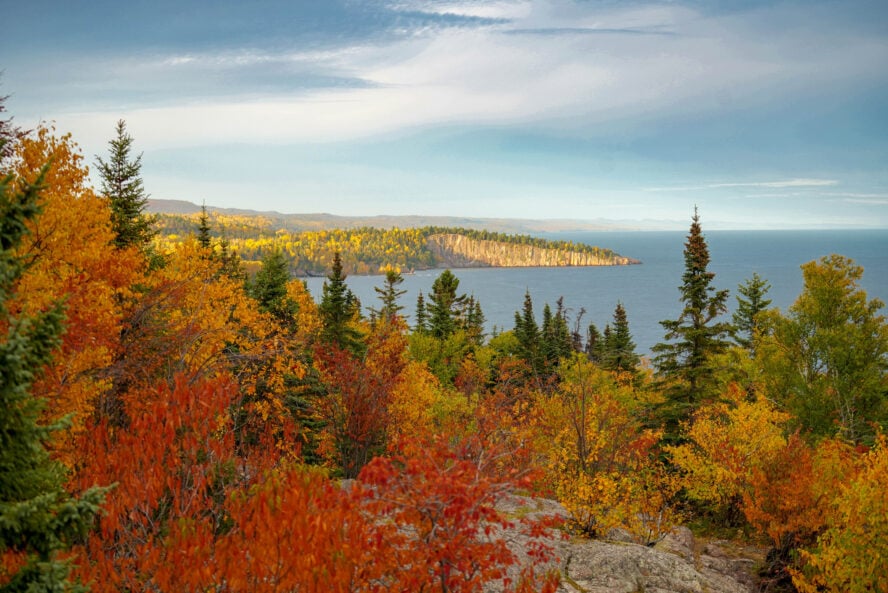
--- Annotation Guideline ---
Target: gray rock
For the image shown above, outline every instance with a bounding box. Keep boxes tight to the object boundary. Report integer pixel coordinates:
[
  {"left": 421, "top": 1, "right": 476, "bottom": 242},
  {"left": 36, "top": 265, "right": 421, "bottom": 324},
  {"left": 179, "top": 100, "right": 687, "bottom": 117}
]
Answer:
[{"left": 494, "top": 495, "right": 756, "bottom": 593}]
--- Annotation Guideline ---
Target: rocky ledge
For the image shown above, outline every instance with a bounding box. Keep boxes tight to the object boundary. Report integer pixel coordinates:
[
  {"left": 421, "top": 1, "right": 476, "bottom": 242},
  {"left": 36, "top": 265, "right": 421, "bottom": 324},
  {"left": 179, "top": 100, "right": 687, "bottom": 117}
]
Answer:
[{"left": 495, "top": 496, "right": 762, "bottom": 593}]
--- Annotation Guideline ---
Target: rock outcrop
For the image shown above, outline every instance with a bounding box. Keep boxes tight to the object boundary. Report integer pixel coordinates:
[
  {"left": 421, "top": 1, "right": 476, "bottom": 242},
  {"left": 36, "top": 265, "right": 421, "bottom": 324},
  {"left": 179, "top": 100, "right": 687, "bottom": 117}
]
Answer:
[
  {"left": 427, "top": 234, "right": 639, "bottom": 268},
  {"left": 494, "top": 496, "right": 759, "bottom": 593}
]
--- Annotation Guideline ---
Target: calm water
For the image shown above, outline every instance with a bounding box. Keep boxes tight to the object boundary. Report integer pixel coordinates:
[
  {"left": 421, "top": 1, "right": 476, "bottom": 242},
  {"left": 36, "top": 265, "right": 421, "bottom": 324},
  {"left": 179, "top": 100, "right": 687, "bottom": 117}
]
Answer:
[{"left": 304, "top": 230, "right": 888, "bottom": 356}]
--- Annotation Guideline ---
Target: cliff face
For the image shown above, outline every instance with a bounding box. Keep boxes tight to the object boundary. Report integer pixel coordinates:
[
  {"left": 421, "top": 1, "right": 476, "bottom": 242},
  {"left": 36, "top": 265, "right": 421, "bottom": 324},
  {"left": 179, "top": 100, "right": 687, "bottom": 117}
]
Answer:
[{"left": 426, "top": 234, "right": 639, "bottom": 268}]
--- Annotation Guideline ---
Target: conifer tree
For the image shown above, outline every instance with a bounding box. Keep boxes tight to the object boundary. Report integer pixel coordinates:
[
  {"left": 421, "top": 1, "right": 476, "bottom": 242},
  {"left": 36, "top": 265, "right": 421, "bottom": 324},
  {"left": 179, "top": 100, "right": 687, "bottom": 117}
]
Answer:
[
  {"left": 653, "top": 208, "right": 732, "bottom": 432},
  {"left": 428, "top": 269, "right": 465, "bottom": 339},
  {"left": 197, "top": 202, "right": 212, "bottom": 250},
  {"left": 95, "top": 119, "right": 155, "bottom": 251},
  {"left": 414, "top": 291, "right": 428, "bottom": 334},
  {"left": 585, "top": 323, "right": 603, "bottom": 363},
  {"left": 463, "top": 295, "right": 485, "bottom": 344},
  {"left": 319, "top": 251, "right": 363, "bottom": 354},
  {"left": 732, "top": 272, "right": 771, "bottom": 353},
  {"left": 601, "top": 302, "right": 640, "bottom": 373},
  {"left": 371, "top": 268, "right": 406, "bottom": 324},
  {"left": 249, "top": 249, "right": 295, "bottom": 322},
  {"left": 513, "top": 290, "right": 541, "bottom": 370},
  {"left": 0, "top": 156, "right": 106, "bottom": 592}
]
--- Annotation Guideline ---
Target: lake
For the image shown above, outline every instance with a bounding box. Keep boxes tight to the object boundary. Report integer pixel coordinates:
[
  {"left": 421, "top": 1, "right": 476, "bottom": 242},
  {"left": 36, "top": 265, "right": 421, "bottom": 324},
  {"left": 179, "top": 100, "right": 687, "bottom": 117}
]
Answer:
[{"left": 303, "top": 229, "right": 888, "bottom": 356}]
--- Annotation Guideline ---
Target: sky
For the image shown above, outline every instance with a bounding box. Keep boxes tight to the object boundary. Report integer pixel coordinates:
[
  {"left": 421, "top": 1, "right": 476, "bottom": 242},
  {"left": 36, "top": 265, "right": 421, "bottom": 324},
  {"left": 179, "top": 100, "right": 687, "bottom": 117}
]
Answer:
[{"left": 3, "top": 0, "right": 888, "bottom": 229}]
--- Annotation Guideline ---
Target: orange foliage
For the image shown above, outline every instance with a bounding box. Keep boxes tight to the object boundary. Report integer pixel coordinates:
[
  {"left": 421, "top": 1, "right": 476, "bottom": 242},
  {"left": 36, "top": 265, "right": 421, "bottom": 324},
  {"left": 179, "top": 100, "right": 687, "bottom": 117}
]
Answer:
[
  {"left": 743, "top": 434, "right": 861, "bottom": 548},
  {"left": 315, "top": 320, "right": 408, "bottom": 477},
  {"left": 10, "top": 126, "right": 144, "bottom": 460}
]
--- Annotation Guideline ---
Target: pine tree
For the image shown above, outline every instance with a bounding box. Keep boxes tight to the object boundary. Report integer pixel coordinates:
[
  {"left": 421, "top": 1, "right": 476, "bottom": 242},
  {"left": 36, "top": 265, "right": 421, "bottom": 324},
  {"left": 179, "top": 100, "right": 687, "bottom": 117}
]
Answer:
[
  {"left": 0, "top": 157, "right": 106, "bottom": 592},
  {"left": 371, "top": 268, "right": 406, "bottom": 324},
  {"left": 249, "top": 249, "right": 295, "bottom": 322},
  {"left": 585, "top": 323, "right": 603, "bottom": 363},
  {"left": 513, "top": 290, "right": 541, "bottom": 370},
  {"left": 197, "top": 202, "right": 212, "bottom": 250},
  {"left": 652, "top": 208, "right": 732, "bottom": 432},
  {"left": 428, "top": 269, "right": 465, "bottom": 339},
  {"left": 732, "top": 272, "right": 771, "bottom": 353},
  {"left": 462, "top": 295, "right": 485, "bottom": 344},
  {"left": 0, "top": 86, "right": 23, "bottom": 167},
  {"left": 95, "top": 119, "right": 156, "bottom": 250},
  {"left": 319, "top": 252, "right": 363, "bottom": 354},
  {"left": 414, "top": 291, "right": 428, "bottom": 334},
  {"left": 601, "top": 302, "right": 640, "bottom": 373}
]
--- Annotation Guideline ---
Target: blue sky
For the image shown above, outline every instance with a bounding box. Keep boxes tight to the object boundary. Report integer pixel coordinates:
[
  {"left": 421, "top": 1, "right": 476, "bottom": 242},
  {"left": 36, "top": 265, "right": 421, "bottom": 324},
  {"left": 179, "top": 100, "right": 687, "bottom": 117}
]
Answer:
[{"left": 3, "top": 0, "right": 887, "bottom": 229}]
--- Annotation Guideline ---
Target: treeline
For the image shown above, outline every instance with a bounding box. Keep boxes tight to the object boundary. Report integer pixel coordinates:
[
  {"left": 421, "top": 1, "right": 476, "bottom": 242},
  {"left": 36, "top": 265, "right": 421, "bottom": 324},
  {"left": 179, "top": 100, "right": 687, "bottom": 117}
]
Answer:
[
  {"left": 154, "top": 211, "right": 625, "bottom": 275},
  {"left": 3, "top": 112, "right": 888, "bottom": 593}
]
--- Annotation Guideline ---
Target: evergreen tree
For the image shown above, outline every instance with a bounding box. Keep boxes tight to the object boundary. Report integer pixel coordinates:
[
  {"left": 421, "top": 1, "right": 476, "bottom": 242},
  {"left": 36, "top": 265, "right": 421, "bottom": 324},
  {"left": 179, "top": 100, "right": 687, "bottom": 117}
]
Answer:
[
  {"left": 371, "top": 268, "right": 406, "bottom": 324},
  {"left": 0, "top": 86, "right": 23, "bottom": 167},
  {"left": 197, "top": 202, "right": 212, "bottom": 250},
  {"left": 249, "top": 249, "right": 295, "bottom": 322},
  {"left": 414, "top": 291, "right": 428, "bottom": 333},
  {"left": 0, "top": 157, "right": 106, "bottom": 591},
  {"left": 463, "top": 295, "right": 485, "bottom": 344},
  {"left": 732, "top": 272, "right": 772, "bottom": 353},
  {"left": 216, "top": 236, "right": 245, "bottom": 281},
  {"left": 95, "top": 119, "right": 156, "bottom": 251},
  {"left": 551, "top": 297, "right": 573, "bottom": 359},
  {"left": 601, "top": 302, "right": 640, "bottom": 373},
  {"left": 428, "top": 269, "right": 466, "bottom": 338},
  {"left": 585, "top": 323, "right": 603, "bottom": 363},
  {"left": 652, "top": 208, "right": 732, "bottom": 432},
  {"left": 319, "top": 252, "right": 363, "bottom": 354},
  {"left": 513, "top": 290, "right": 541, "bottom": 370}
]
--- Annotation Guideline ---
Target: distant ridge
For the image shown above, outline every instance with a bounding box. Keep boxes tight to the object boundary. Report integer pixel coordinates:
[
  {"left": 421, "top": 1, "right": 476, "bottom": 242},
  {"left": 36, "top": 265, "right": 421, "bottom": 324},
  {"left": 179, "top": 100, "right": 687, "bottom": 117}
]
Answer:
[{"left": 146, "top": 199, "right": 665, "bottom": 233}]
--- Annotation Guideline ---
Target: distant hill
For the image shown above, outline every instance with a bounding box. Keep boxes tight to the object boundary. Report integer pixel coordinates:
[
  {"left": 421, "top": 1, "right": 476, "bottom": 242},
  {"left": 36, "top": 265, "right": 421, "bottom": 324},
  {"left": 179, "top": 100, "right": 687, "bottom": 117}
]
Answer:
[
  {"left": 146, "top": 199, "right": 660, "bottom": 234},
  {"left": 151, "top": 202, "right": 641, "bottom": 276}
]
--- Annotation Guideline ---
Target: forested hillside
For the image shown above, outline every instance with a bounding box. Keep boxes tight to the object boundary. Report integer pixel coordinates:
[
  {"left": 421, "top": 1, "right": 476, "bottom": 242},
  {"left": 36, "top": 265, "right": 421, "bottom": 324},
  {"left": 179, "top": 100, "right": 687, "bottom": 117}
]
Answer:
[
  {"left": 2, "top": 118, "right": 887, "bottom": 593},
  {"left": 154, "top": 210, "right": 635, "bottom": 275}
]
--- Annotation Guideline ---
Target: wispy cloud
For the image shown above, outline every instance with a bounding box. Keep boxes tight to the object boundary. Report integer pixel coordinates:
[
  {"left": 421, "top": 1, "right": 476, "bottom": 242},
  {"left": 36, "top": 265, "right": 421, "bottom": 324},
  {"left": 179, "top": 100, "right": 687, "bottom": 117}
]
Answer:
[{"left": 645, "top": 179, "right": 839, "bottom": 192}]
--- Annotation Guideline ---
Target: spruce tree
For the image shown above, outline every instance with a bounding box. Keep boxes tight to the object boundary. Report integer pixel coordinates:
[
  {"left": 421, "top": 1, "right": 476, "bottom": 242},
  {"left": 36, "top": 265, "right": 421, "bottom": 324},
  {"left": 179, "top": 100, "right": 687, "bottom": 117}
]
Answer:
[
  {"left": 732, "top": 272, "right": 771, "bottom": 353},
  {"left": 653, "top": 208, "right": 732, "bottom": 432},
  {"left": 428, "top": 269, "right": 465, "bottom": 339},
  {"left": 371, "top": 268, "right": 406, "bottom": 324},
  {"left": 319, "top": 252, "right": 363, "bottom": 354},
  {"left": 513, "top": 290, "right": 541, "bottom": 370},
  {"left": 601, "top": 302, "right": 640, "bottom": 373},
  {"left": 197, "top": 202, "right": 212, "bottom": 250},
  {"left": 0, "top": 158, "right": 106, "bottom": 591},
  {"left": 249, "top": 249, "right": 295, "bottom": 323},
  {"left": 585, "top": 323, "right": 603, "bottom": 363},
  {"left": 414, "top": 291, "right": 428, "bottom": 333},
  {"left": 95, "top": 119, "right": 156, "bottom": 250}
]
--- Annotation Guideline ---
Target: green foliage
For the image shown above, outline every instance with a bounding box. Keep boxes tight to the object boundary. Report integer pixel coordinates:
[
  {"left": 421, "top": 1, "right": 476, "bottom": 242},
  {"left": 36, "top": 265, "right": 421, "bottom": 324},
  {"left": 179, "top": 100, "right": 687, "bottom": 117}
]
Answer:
[
  {"left": 653, "top": 208, "right": 733, "bottom": 438},
  {"left": 248, "top": 249, "right": 299, "bottom": 329},
  {"left": 414, "top": 291, "right": 428, "bottom": 334},
  {"left": 95, "top": 120, "right": 156, "bottom": 251},
  {"left": 370, "top": 268, "right": 407, "bottom": 324},
  {"left": 319, "top": 252, "right": 364, "bottom": 355},
  {"left": 758, "top": 255, "right": 888, "bottom": 443},
  {"left": 601, "top": 302, "right": 640, "bottom": 373},
  {"left": 732, "top": 273, "right": 772, "bottom": 353},
  {"left": 428, "top": 270, "right": 466, "bottom": 339},
  {"left": 153, "top": 216, "right": 625, "bottom": 276},
  {"left": 0, "top": 161, "right": 106, "bottom": 592}
]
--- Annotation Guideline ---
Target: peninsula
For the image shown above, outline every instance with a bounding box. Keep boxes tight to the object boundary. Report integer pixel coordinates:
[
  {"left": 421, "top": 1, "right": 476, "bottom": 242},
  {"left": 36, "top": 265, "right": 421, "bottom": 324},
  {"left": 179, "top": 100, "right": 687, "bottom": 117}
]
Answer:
[{"left": 151, "top": 201, "right": 640, "bottom": 275}]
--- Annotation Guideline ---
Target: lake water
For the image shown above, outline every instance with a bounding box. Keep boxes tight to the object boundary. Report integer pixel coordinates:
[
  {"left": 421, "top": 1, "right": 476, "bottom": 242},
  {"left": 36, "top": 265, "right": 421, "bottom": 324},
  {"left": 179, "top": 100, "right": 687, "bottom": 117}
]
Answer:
[{"left": 303, "top": 230, "right": 888, "bottom": 356}]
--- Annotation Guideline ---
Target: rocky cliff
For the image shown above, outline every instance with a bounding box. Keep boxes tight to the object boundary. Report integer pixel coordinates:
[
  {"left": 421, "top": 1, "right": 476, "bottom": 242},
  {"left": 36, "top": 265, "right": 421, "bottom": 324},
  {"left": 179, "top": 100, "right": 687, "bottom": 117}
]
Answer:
[{"left": 427, "top": 234, "right": 639, "bottom": 268}]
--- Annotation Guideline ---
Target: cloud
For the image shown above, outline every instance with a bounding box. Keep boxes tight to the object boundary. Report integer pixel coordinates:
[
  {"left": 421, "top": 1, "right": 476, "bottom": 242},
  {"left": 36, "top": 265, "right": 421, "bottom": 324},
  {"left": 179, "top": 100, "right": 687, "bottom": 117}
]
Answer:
[{"left": 645, "top": 179, "right": 839, "bottom": 192}]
